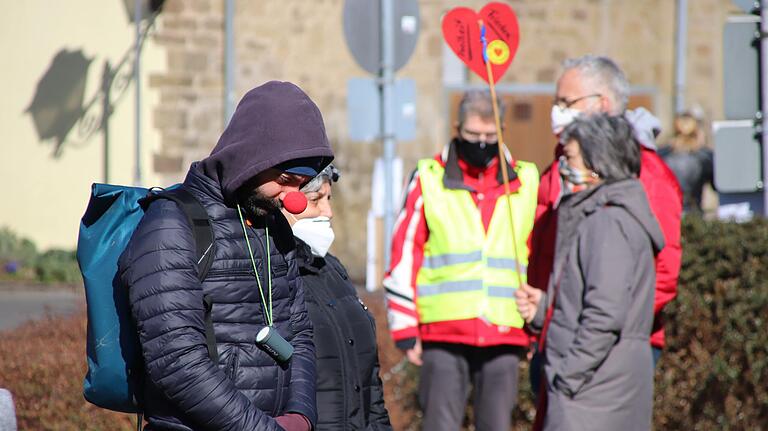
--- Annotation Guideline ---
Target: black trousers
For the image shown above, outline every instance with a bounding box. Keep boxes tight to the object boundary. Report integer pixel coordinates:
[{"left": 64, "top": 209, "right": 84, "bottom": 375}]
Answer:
[{"left": 418, "top": 342, "right": 523, "bottom": 431}]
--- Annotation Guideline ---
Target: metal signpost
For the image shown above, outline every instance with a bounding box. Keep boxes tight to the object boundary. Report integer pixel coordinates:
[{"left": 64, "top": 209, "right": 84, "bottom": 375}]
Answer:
[
  {"left": 762, "top": 0, "right": 768, "bottom": 215},
  {"left": 716, "top": 2, "right": 766, "bottom": 217},
  {"left": 343, "top": 0, "right": 420, "bottom": 270}
]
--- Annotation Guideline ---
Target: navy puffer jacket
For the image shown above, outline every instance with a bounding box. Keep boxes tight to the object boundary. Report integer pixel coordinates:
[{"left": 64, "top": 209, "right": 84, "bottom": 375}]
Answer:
[
  {"left": 119, "top": 81, "right": 332, "bottom": 430},
  {"left": 119, "top": 163, "right": 316, "bottom": 430},
  {"left": 297, "top": 241, "right": 392, "bottom": 430}
]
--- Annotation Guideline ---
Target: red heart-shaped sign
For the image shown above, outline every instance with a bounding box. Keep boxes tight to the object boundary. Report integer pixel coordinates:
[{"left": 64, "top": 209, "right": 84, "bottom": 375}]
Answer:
[{"left": 442, "top": 2, "right": 520, "bottom": 84}]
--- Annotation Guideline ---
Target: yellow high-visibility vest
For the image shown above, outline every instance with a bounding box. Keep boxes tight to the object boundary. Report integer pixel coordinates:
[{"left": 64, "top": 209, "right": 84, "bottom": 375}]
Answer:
[{"left": 415, "top": 158, "right": 538, "bottom": 328}]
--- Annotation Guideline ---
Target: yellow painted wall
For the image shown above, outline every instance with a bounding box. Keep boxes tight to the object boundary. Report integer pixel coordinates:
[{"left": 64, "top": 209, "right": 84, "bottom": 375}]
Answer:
[{"left": 0, "top": 1, "right": 166, "bottom": 250}]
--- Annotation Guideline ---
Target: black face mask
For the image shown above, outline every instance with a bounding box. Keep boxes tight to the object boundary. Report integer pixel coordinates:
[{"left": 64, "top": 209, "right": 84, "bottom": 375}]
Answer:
[{"left": 455, "top": 138, "right": 499, "bottom": 168}]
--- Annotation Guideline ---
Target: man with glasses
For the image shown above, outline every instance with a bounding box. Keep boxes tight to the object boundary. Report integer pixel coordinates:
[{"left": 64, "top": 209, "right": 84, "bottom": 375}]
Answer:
[
  {"left": 526, "top": 56, "right": 683, "bottom": 396},
  {"left": 384, "top": 89, "right": 539, "bottom": 431}
]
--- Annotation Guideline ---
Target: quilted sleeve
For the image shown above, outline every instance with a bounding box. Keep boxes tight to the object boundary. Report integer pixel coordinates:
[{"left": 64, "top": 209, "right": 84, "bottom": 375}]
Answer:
[{"left": 119, "top": 200, "right": 282, "bottom": 430}]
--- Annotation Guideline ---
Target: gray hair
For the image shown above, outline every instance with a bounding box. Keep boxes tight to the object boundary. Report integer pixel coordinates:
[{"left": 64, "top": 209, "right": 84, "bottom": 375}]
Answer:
[
  {"left": 457, "top": 89, "right": 507, "bottom": 125},
  {"left": 301, "top": 164, "right": 340, "bottom": 193},
  {"left": 560, "top": 113, "right": 639, "bottom": 182},
  {"left": 562, "top": 55, "right": 629, "bottom": 114}
]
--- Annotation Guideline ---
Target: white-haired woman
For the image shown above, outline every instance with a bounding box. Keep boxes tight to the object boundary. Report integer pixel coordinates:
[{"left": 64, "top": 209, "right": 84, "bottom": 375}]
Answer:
[{"left": 282, "top": 165, "right": 392, "bottom": 431}]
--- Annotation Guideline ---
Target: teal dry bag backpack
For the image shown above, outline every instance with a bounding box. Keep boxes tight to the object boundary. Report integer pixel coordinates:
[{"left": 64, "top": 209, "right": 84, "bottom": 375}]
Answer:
[{"left": 76, "top": 183, "right": 218, "bottom": 414}]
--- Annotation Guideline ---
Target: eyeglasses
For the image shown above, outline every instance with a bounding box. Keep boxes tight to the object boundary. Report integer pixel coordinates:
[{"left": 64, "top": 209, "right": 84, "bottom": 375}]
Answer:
[
  {"left": 553, "top": 93, "right": 602, "bottom": 109},
  {"left": 459, "top": 128, "right": 499, "bottom": 143}
]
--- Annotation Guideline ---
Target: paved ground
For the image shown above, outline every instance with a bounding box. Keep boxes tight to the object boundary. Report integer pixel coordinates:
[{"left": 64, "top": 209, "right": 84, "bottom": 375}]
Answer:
[{"left": 0, "top": 287, "right": 83, "bottom": 332}]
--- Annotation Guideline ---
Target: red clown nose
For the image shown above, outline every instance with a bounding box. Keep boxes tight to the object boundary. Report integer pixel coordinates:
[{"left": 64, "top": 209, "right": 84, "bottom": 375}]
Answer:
[{"left": 282, "top": 191, "right": 308, "bottom": 214}]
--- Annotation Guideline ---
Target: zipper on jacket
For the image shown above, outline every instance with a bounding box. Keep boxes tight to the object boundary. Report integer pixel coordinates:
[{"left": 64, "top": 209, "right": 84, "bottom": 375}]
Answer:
[
  {"left": 225, "top": 346, "right": 240, "bottom": 382},
  {"left": 272, "top": 365, "right": 285, "bottom": 417},
  {"left": 205, "top": 268, "right": 254, "bottom": 280}
]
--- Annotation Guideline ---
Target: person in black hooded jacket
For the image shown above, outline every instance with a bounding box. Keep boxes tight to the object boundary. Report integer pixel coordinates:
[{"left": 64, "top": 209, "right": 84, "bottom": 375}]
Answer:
[
  {"left": 281, "top": 165, "right": 393, "bottom": 431},
  {"left": 118, "top": 81, "right": 333, "bottom": 431}
]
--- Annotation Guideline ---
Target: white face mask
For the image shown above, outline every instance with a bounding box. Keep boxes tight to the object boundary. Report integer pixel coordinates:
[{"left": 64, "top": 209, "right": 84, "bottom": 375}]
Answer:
[
  {"left": 291, "top": 216, "right": 335, "bottom": 257},
  {"left": 551, "top": 105, "right": 581, "bottom": 136},
  {"left": 558, "top": 155, "right": 599, "bottom": 186}
]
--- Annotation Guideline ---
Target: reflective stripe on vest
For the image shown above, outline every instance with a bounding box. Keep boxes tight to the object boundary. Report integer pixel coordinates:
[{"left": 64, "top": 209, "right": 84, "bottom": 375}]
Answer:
[
  {"left": 415, "top": 158, "right": 539, "bottom": 328},
  {"left": 418, "top": 279, "right": 484, "bottom": 297},
  {"left": 487, "top": 257, "right": 527, "bottom": 273},
  {"left": 421, "top": 251, "right": 483, "bottom": 269}
]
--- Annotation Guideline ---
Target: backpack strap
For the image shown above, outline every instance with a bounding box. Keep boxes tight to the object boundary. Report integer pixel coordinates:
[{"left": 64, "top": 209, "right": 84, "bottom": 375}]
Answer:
[
  {"left": 140, "top": 187, "right": 219, "bottom": 363},
  {"left": 146, "top": 188, "right": 215, "bottom": 280}
]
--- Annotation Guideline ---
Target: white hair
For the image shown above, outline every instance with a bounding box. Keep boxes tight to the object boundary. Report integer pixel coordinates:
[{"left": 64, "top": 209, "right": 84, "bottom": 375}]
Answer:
[
  {"left": 562, "top": 55, "right": 629, "bottom": 114},
  {"left": 301, "top": 164, "right": 339, "bottom": 193}
]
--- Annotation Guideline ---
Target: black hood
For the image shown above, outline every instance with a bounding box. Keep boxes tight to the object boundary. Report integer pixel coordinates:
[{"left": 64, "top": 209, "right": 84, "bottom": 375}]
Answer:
[{"left": 201, "top": 81, "right": 334, "bottom": 204}]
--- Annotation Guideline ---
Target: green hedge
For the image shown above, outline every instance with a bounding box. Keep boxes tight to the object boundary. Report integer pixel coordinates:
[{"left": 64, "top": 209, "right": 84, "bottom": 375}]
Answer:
[
  {"left": 0, "top": 227, "right": 80, "bottom": 284},
  {"left": 377, "top": 216, "right": 768, "bottom": 429},
  {"left": 655, "top": 216, "right": 768, "bottom": 429}
]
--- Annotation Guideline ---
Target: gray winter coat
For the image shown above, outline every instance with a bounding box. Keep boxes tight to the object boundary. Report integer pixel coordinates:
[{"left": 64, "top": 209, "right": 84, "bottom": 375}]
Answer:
[{"left": 532, "top": 179, "right": 665, "bottom": 431}]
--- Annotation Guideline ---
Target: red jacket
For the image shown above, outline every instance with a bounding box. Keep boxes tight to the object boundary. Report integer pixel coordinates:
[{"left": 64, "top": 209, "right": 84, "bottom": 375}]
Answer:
[
  {"left": 528, "top": 146, "right": 682, "bottom": 348},
  {"left": 384, "top": 142, "right": 535, "bottom": 349}
]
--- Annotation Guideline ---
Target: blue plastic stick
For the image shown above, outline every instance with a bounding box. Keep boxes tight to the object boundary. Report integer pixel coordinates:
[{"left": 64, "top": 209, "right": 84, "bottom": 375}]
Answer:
[{"left": 480, "top": 24, "right": 488, "bottom": 63}]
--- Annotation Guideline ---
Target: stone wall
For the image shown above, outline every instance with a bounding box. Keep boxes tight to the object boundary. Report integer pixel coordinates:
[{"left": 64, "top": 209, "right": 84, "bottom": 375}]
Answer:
[{"left": 148, "top": 0, "right": 740, "bottom": 282}]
